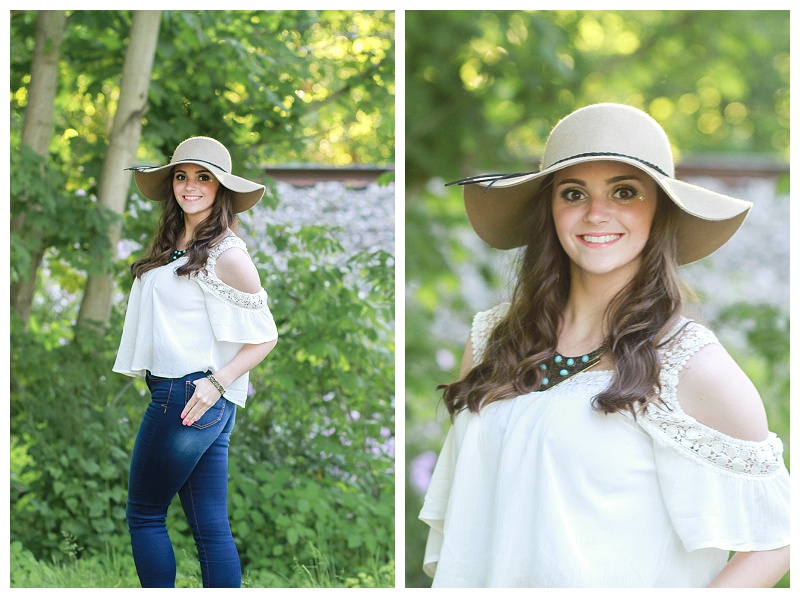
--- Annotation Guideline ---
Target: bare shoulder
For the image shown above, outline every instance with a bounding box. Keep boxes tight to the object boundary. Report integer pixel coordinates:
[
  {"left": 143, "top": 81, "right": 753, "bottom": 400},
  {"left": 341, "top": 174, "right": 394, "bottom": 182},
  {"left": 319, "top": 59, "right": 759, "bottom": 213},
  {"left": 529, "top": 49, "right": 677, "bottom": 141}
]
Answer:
[
  {"left": 214, "top": 244, "right": 262, "bottom": 294},
  {"left": 676, "top": 341, "right": 769, "bottom": 441}
]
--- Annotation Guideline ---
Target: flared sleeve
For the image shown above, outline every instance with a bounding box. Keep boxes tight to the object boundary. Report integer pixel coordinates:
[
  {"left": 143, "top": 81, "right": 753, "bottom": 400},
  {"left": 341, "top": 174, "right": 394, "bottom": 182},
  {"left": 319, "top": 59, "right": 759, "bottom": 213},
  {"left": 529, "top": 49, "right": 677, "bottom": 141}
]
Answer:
[
  {"left": 195, "top": 236, "right": 279, "bottom": 345},
  {"left": 419, "top": 423, "right": 459, "bottom": 577},
  {"left": 641, "top": 320, "right": 790, "bottom": 552},
  {"left": 112, "top": 277, "right": 144, "bottom": 377}
]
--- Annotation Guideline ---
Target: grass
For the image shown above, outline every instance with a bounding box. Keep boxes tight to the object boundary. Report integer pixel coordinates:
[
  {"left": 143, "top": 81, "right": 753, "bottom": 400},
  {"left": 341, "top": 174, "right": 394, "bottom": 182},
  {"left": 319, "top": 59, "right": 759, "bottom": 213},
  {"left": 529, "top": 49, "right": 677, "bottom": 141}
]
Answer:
[{"left": 10, "top": 541, "right": 395, "bottom": 588}]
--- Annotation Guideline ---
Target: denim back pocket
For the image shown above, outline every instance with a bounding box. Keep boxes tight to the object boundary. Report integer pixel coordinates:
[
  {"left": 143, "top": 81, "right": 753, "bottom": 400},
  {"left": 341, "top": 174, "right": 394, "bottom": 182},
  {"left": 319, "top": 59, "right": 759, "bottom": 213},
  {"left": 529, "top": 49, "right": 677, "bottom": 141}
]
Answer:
[{"left": 184, "top": 381, "right": 226, "bottom": 429}]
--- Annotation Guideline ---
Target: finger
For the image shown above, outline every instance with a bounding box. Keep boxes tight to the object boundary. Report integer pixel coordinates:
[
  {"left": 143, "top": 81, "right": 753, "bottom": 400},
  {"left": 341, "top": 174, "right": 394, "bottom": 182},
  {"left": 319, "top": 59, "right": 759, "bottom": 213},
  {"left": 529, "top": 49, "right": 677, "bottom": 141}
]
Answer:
[
  {"left": 181, "top": 380, "right": 220, "bottom": 425},
  {"left": 182, "top": 400, "right": 207, "bottom": 424},
  {"left": 181, "top": 394, "right": 196, "bottom": 420},
  {"left": 181, "top": 381, "right": 208, "bottom": 419},
  {"left": 182, "top": 395, "right": 214, "bottom": 425},
  {"left": 183, "top": 405, "right": 208, "bottom": 426}
]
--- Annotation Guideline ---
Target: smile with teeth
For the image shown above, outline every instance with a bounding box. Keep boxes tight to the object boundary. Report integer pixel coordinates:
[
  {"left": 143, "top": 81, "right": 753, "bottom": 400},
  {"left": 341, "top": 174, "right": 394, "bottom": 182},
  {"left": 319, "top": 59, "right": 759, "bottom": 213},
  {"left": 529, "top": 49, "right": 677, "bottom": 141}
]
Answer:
[
  {"left": 580, "top": 234, "right": 622, "bottom": 244},
  {"left": 182, "top": 195, "right": 202, "bottom": 201}
]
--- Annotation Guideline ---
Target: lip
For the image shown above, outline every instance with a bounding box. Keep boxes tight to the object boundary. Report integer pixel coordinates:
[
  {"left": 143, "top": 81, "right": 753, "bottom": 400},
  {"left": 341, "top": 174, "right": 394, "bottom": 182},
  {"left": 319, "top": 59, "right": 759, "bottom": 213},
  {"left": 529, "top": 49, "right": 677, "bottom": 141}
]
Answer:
[
  {"left": 577, "top": 233, "right": 623, "bottom": 247},
  {"left": 181, "top": 195, "right": 203, "bottom": 202}
]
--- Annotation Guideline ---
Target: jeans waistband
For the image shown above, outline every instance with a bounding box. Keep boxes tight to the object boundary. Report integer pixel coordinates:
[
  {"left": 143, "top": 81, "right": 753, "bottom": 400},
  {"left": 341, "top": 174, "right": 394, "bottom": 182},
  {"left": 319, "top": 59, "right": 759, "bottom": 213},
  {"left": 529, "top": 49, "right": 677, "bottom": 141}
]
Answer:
[{"left": 145, "top": 370, "right": 211, "bottom": 385}]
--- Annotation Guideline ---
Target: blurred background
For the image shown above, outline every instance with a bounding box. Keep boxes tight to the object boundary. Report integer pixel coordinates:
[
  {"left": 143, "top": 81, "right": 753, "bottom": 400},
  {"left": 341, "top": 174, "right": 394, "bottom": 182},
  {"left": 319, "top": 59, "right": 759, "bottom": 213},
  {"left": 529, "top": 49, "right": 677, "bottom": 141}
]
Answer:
[
  {"left": 404, "top": 10, "right": 789, "bottom": 588},
  {"left": 10, "top": 10, "right": 395, "bottom": 588}
]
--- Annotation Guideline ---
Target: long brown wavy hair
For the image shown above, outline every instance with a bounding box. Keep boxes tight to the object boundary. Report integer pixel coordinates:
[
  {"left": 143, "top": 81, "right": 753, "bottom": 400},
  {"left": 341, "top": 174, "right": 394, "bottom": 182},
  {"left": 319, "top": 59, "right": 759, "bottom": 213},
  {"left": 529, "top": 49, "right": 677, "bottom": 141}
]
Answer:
[
  {"left": 441, "top": 176, "right": 686, "bottom": 417},
  {"left": 130, "top": 167, "right": 239, "bottom": 279}
]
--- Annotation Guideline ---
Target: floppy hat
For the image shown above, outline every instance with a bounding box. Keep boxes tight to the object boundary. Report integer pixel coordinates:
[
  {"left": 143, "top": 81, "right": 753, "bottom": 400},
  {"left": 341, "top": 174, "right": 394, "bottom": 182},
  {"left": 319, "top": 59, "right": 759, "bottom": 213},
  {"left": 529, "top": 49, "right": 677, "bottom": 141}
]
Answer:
[
  {"left": 128, "top": 136, "right": 265, "bottom": 213},
  {"left": 451, "top": 103, "right": 752, "bottom": 265}
]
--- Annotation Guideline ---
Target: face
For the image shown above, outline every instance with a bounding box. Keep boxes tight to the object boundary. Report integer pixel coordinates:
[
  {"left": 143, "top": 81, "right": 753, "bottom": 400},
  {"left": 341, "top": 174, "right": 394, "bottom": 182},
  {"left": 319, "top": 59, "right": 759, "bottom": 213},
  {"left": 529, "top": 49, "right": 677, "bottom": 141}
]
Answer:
[
  {"left": 551, "top": 160, "right": 658, "bottom": 282},
  {"left": 172, "top": 163, "right": 220, "bottom": 222}
]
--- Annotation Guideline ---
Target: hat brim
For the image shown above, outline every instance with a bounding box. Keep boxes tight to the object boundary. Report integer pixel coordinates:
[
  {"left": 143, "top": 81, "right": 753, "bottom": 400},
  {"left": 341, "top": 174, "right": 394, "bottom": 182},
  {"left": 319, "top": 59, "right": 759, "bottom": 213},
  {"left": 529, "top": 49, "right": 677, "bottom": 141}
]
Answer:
[
  {"left": 463, "top": 155, "right": 752, "bottom": 265},
  {"left": 132, "top": 159, "right": 265, "bottom": 213}
]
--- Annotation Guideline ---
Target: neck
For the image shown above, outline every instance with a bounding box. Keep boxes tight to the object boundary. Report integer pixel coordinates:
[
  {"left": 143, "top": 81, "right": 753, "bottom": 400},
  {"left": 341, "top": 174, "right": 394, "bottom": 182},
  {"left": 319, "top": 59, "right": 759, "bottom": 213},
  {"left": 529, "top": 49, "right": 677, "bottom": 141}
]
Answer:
[
  {"left": 559, "top": 262, "right": 638, "bottom": 353},
  {"left": 181, "top": 214, "right": 205, "bottom": 248}
]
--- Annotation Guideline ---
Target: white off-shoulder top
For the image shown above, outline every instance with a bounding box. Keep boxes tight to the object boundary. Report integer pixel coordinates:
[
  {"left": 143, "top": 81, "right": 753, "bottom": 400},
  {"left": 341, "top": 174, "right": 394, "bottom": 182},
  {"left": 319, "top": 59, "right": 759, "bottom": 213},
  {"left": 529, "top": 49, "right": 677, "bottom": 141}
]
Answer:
[
  {"left": 419, "top": 303, "right": 790, "bottom": 587},
  {"left": 113, "top": 235, "right": 279, "bottom": 407}
]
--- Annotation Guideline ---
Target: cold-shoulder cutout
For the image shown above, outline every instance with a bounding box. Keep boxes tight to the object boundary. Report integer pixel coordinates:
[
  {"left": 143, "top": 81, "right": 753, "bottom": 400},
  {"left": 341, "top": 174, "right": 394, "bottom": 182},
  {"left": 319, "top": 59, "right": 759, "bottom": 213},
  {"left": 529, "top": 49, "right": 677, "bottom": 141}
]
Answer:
[
  {"left": 194, "top": 235, "right": 270, "bottom": 311},
  {"left": 214, "top": 244, "right": 262, "bottom": 294},
  {"left": 675, "top": 341, "right": 769, "bottom": 442},
  {"left": 642, "top": 319, "right": 785, "bottom": 479}
]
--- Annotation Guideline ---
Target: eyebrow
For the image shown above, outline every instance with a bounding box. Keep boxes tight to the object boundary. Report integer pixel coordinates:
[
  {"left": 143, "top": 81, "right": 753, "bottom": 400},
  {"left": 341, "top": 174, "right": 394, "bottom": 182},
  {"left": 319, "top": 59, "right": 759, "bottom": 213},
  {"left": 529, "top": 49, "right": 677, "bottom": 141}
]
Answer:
[
  {"left": 556, "top": 174, "right": 643, "bottom": 186},
  {"left": 174, "top": 168, "right": 213, "bottom": 175}
]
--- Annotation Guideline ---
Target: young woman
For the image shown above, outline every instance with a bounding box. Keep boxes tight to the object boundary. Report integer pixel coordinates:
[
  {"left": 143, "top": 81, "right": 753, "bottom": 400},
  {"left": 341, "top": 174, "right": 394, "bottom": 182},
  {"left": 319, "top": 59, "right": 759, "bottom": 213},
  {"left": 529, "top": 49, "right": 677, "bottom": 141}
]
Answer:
[
  {"left": 419, "top": 104, "right": 790, "bottom": 587},
  {"left": 113, "top": 136, "right": 279, "bottom": 588}
]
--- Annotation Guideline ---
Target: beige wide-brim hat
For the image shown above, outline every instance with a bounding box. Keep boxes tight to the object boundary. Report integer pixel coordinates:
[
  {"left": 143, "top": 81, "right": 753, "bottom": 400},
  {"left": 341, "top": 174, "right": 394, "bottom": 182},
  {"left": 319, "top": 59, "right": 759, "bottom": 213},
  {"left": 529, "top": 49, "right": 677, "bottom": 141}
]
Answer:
[
  {"left": 128, "top": 136, "right": 265, "bottom": 213},
  {"left": 454, "top": 103, "right": 752, "bottom": 265}
]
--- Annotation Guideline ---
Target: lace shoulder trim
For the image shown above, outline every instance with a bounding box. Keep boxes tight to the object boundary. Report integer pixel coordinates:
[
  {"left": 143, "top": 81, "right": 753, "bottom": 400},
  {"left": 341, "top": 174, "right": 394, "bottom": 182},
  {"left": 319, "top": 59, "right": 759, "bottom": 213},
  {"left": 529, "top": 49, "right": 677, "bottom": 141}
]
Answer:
[
  {"left": 642, "top": 319, "right": 785, "bottom": 478},
  {"left": 655, "top": 319, "right": 718, "bottom": 412},
  {"left": 195, "top": 235, "right": 268, "bottom": 310},
  {"left": 640, "top": 413, "right": 786, "bottom": 478},
  {"left": 209, "top": 234, "right": 247, "bottom": 261},
  {"left": 658, "top": 318, "right": 719, "bottom": 378},
  {"left": 470, "top": 302, "right": 510, "bottom": 366}
]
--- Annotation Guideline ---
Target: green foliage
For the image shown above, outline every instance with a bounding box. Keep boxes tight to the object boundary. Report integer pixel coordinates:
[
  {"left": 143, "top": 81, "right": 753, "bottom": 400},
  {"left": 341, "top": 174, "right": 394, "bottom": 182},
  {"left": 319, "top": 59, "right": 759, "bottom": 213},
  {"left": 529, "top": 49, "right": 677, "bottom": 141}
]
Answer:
[
  {"left": 10, "top": 540, "right": 139, "bottom": 588},
  {"left": 11, "top": 314, "right": 139, "bottom": 560},
  {"left": 10, "top": 9, "right": 394, "bottom": 178},
  {"left": 10, "top": 144, "right": 119, "bottom": 283},
  {"left": 10, "top": 540, "right": 394, "bottom": 588},
  {"left": 228, "top": 222, "right": 395, "bottom": 577}
]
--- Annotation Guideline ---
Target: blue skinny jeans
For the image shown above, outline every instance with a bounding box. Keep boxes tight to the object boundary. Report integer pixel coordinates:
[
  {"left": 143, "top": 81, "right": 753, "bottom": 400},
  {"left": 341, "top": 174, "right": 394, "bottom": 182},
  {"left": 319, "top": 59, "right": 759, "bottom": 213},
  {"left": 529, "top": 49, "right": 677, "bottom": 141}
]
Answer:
[{"left": 126, "top": 370, "right": 240, "bottom": 588}]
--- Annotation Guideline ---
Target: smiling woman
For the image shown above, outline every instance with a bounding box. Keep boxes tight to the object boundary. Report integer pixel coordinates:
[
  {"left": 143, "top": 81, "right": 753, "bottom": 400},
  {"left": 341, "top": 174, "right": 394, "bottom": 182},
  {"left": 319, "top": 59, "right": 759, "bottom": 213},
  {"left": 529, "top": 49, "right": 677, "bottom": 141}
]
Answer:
[
  {"left": 420, "top": 104, "right": 790, "bottom": 588},
  {"left": 115, "top": 136, "right": 279, "bottom": 588}
]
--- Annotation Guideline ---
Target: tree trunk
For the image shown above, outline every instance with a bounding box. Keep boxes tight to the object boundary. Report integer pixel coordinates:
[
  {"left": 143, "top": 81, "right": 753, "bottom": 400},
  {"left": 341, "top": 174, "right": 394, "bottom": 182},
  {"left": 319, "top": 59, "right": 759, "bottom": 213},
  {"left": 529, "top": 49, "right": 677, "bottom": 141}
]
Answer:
[
  {"left": 11, "top": 10, "right": 66, "bottom": 323},
  {"left": 76, "top": 10, "right": 161, "bottom": 333}
]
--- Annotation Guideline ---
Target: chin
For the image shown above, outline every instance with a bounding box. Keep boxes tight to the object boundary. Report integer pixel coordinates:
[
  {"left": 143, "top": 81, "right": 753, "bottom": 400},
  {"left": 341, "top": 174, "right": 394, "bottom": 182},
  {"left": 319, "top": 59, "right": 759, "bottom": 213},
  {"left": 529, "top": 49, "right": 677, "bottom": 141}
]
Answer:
[{"left": 572, "top": 257, "right": 642, "bottom": 278}]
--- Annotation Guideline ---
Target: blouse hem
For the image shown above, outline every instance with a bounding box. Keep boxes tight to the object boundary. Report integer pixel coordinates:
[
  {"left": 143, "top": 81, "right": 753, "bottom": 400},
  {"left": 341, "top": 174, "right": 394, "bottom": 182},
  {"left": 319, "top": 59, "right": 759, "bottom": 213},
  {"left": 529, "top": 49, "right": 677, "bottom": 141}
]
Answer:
[{"left": 684, "top": 537, "right": 790, "bottom": 553}]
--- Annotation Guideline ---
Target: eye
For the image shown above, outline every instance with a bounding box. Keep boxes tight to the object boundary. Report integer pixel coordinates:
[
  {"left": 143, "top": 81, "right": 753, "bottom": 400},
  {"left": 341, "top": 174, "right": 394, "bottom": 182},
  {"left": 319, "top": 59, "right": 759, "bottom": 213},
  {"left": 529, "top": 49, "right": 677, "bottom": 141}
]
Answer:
[
  {"left": 611, "top": 185, "right": 638, "bottom": 202},
  {"left": 559, "top": 188, "right": 586, "bottom": 203},
  {"left": 174, "top": 173, "right": 186, "bottom": 181}
]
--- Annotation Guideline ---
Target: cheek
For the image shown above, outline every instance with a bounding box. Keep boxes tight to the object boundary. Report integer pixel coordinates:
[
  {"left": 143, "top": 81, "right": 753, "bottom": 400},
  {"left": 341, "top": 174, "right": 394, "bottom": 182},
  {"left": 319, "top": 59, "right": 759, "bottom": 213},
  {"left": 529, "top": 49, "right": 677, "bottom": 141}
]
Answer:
[
  {"left": 551, "top": 205, "right": 576, "bottom": 239},
  {"left": 636, "top": 203, "right": 658, "bottom": 236},
  {"left": 623, "top": 210, "right": 656, "bottom": 248}
]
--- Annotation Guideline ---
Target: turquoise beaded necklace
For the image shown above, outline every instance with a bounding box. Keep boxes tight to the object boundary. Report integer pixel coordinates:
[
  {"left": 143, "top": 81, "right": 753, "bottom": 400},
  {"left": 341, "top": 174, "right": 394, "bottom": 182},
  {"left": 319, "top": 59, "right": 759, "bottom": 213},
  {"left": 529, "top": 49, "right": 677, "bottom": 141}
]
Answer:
[
  {"left": 169, "top": 248, "right": 188, "bottom": 262},
  {"left": 537, "top": 346, "right": 605, "bottom": 391}
]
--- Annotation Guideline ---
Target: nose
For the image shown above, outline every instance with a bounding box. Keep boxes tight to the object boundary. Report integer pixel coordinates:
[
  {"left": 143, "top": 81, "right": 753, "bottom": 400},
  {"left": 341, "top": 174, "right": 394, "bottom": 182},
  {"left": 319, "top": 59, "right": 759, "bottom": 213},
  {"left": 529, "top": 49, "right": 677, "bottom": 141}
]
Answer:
[{"left": 583, "top": 194, "right": 611, "bottom": 225}]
